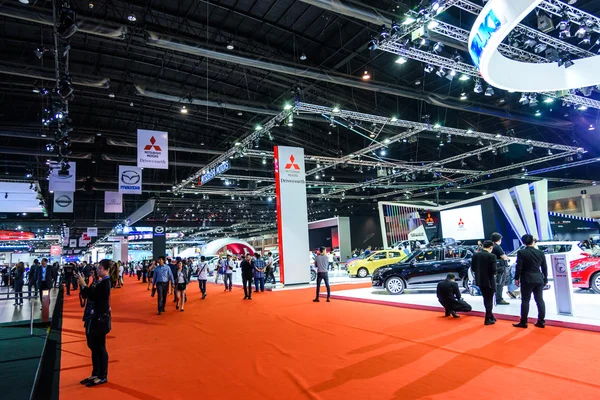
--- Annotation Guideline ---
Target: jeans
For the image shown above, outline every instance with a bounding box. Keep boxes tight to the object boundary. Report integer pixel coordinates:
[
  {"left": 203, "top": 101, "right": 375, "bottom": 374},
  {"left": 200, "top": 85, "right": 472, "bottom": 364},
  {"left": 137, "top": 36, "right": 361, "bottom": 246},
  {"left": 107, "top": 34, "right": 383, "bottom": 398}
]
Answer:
[
  {"left": 316, "top": 272, "right": 330, "bottom": 298},
  {"left": 254, "top": 276, "right": 265, "bottom": 292},
  {"left": 224, "top": 273, "right": 233, "bottom": 290},
  {"left": 265, "top": 269, "right": 276, "bottom": 284},
  {"left": 198, "top": 279, "right": 207, "bottom": 295},
  {"left": 519, "top": 282, "right": 546, "bottom": 324},
  {"left": 14, "top": 280, "right": 24, "bottom": 304},
  {"left": 156, "top": 282, "right": 169, "bottom": 312},
  {"left": 215, "top": 273, "right": 222, "bottom": 284},
  {"left": 242, "top": 276, "right": 253, "bottom": 297},
  {"left": 87, "top": 329, "right": 108, "bottom": 379},
  {"left": 481, "top": 287, "right": 495, "bottom": 321}
]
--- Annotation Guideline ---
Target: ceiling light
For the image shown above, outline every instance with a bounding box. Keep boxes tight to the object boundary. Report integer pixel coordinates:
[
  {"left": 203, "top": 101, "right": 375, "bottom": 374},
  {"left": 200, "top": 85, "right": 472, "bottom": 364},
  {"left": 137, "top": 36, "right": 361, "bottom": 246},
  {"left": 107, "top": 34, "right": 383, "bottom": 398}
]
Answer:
[
  {"left": 460, "top": 92, "right": 467, "bottom": 100},
  {"left": 226, "top": 40, "right": 234, "bottom": 50},
  {"left": 435, "top": 67, "right": 446, "bottom": 78},
  {"left": 390, "top": 116, "right": 398, "bottom": 122},
  {"left": 459, "top": 74, "right": 470, "bottom": 81},
  {"left": 484, "top": 86, "right": 495, "bottom": 96},
  {"left": 384, "top": 138, "right": 391, "bottom": 144},
  {"left": 180, "top": 105, "right": 188, "bottom": 114},
  {"left": 395, "top": 57, "right": 407, "bottom": 64},
  {"left": 362, "top": 70, "right": 371, "bottom": 80},
  {"left": 519, "top": 93, "right": 529, "bottom": 105},
  {"left": 474, "top": 79, "right": 483, "bottom": 93},
  {"left": 535, "top": 110, "right": 542, "bottom": 117},
  {"left": 424, "top": 64, "right": 434, "bottom": 73},
  {"left": 255, "top": 125, "right": 263, "bottom": 131},
  {"left": 108, "top": 92, "right": 115, "bottom": 98},
  {"left": 332, "top": 106, "right": 340, "bottom": 113},
  {"left": 88, "top": 2, "right": 94, "bottom": 9},
  {"left": 589, "top": 124, "right": 595, "bottom": 131},
  {"left": 466, "top": 128, "right": 474, "bottom": 134},
  {"left": 128, "top": 14, "right": 136, "bottom": 22},
  {"left": 300, "top": 53, "right": 307, "bottom": 61},
  {"left": 283, "top": 104, "right": 292, "bottom": 110},
  {"left": 427, "top": 20, "right": 439, "bottom": 29},
  {"left": 578, "top": 105, "right": 588, "bottom": 111},
  {"left": 19, "top": 0, "right": 30, "bottom": 3},
  {"left": 380, "top": 149, "right": 387, "bottom": 156},
  {"left": 403, "top": 15, "right": 416, "bottom": 25},
  {"left": 543, "top": 97, "right": 554, "bottom": 103}
]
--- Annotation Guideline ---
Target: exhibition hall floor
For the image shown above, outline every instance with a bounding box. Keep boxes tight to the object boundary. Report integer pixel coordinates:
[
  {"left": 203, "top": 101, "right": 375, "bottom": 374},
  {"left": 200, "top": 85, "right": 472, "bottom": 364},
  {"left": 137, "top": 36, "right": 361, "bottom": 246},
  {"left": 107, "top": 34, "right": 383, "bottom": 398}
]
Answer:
[
  {"left": 327, "top": 287, "right": 600, "bottom": 331},
  {"left": 59, "top": 276, "right": 600, "bottom": 399}
]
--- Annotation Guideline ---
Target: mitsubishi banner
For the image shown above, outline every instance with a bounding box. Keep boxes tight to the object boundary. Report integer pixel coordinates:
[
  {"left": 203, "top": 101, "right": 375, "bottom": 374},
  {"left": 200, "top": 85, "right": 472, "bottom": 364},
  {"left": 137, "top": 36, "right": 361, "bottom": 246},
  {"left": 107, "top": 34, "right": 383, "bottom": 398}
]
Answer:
[
  {"left": 274, "top": 146, "right": 310, "bottom": 285},
  {"left": 137, "top": 129, "right": 168, "bottom": 169},
  {"left": 53, "top": 191, "right": 74, "bottom": 213},
  {"left": 49, "top": 162, "right": 76, "bottom": 192},
  {"left": 118, "top": 165, "right": 143, "bottom": 194}
]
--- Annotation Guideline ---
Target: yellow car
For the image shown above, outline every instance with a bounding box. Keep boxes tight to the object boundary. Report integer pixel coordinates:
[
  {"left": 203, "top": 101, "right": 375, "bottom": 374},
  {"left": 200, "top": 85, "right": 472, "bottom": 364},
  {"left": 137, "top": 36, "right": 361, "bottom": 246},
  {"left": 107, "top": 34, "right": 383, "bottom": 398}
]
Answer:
[{"left": 347, "top": 250, "right": 408, "bottom": 278}]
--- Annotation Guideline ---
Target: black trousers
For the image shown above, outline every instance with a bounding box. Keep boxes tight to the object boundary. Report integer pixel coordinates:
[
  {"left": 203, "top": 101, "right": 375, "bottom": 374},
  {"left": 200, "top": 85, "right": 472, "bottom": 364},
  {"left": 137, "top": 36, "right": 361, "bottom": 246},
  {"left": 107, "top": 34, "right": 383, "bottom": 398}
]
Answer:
[
  {"left": 86, "top": 328, "right": 108, "bottom": 379},
  {"left": 495, "top": 266, "right": 510, "bottom": 301},
  {"left": 316, "top": 272, "right": 331, "bottom": 298},
  {"left": 14, "top": 280, "right": 24, "bottom": 304},
  {"left": 519, "top": 282, "right": 546, "bottom": 324},
  {"left": 441, "top": 299, "right": 472, "bottom": 313},
  {"left": 265, "top": 268, "right": 276, "bottom": 284},
  {"left": 481, "top": 287, "right": 495, "bottom": 321},
  {"left": 242, "top": 276, "right": 253, "bottom": 298},
  {"left": 64, "top": 275, "right": 74, "bottom": 296},
  {"left": 198, "top": 279, "right": 207, "bottom": 295},
  {"left": 156, "top": 282, "right": 169, "bottom": 311}
]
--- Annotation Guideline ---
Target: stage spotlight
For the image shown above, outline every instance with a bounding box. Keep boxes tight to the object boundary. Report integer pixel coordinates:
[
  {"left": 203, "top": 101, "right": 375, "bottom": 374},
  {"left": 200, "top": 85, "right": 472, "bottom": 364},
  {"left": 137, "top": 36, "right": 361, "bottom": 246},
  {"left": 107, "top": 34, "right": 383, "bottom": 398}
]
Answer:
[
  {"left": 484, "top": 86, "right": 495, "bottom": 96},
  {"left": 580, "top": 33, "right": 592, "bottom": 45},
  {"left": 581, "top": 86, "right": 593, "bottom": 96},
  {"left": 424, "top": 64, "right": 435, "bottom": 73},
  {"left": 547, "top": 149, "right": 553, "bottom": 156},
  {"left": 57, "top": 75, "right": 73, "bottom": 98},
  {"left": 473, "top": 79, "right": 483, "bottom": 93},
  {"left": 527, "top": 145, "right": 534, "bottom": 153},
  {"left": 128, "top": 14, "right": 137, "bottom": 22},
  {"left": 529, "top": 95, "right": 539, "bottom": 107},
  {"left": 519, "top": 93, "right": 530, "bottom": 105},
  {"left": 362, "top": 70, "right": 371, "bottom": 80},
  {"left": 299, "top": 53, "right": 307, "bottom": 61},
  {"left": 57, "top": 8, "right": 78, "bottom": 39},
  {"left": 460, "top": 92, "right": 467, "bottom": 100},
  {"left": 226, "top": 40, "right": 234, "bottom": 50},
  {"left": 576, "top": 26, "right": 588, "bottom": 39},
  {"left": 379, "top": 25, "right": 389, "bottom": 41},
  {"left": 368, "top": 36, "right": 378, "bottom": 51},
  {"left": 435, "top": 67, "right": 446, "bottom": 78},
  {"left": 45, "top": 143, "right": 55, "bottom": 152},
  {"left": 433, "top": 42, "right": 444, "bottom": 53},
  {"left": 558, "top": 10, "right": 570, "bottom": 31}
]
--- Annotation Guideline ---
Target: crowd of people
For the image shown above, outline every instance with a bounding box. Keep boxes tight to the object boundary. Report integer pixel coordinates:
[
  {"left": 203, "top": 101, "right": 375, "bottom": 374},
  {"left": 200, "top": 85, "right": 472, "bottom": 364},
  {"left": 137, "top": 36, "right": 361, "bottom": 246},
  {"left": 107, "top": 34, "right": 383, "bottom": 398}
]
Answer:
[{"left": 437, "top": 232, "right": 548, "bottom": 328}]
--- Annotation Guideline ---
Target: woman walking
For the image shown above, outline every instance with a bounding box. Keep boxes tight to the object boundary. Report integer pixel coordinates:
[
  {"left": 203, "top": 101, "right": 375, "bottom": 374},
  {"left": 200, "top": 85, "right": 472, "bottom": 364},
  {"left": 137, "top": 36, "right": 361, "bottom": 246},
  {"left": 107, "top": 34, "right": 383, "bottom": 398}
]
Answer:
[
  {"left": 175, "top": 261, "right": 189, "bottom": 312},
  {"left": 197, "top": 256, "right": 208, "bottom": 299},
  {"left": 13, "top": 262, "right": 25, "bottom": 305}
]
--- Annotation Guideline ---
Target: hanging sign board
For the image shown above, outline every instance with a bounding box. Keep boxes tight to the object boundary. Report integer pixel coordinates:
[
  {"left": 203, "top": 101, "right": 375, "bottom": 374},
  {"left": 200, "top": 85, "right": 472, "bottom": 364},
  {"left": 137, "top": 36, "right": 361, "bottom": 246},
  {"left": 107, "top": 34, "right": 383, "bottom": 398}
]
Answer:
[{"left": 199, "top": 160, "right": 230, "bottom": 185}]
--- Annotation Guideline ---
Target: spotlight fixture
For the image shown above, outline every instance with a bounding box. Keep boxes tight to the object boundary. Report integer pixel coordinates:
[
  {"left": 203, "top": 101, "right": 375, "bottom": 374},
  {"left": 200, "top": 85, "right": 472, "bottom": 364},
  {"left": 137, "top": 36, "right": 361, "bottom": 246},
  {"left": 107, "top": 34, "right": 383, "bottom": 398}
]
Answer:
[
  {"left": 435, "top": 67, "right": 446, "bottom": 78},
  {"left": 368, "top": 36, "right": 379, "bottom": 51},
  {"left": 477, "top": 153, "right": 482, "bottom": 161},
  {"left": 424, "top": 64, "right": 435, "bottom": 73},
  {"left": 473, "top": 79, "right": 483, "bottom": 93},
  {"left": 477, "top": 138, "right": 484, "bottom": 146},
  {"left": 57, "top": 8, "right": 78, "bottom": 39},
  {"left": 34, "top": 47, "right": 50, "bottom": 59},
  {"left": 589, "top": 124, "right": 595, "bottom": 131},
  {"left": 527, "top": 145, "right": 534, "bottom": 153},
  {"left": 519, "top": 93, "right": 530, "bottom": 105},
  {"left": 484, "top": 86, "right": 495, "bottom": 97},
  {"left": 558, "top": 10, "right": 570, "bottom": 31},
  {"left": 89, "top": 2, "right": 94, "bottom": 9},
  {"left": 558, "top": 52, "right": 574, "bottom": 68},
  {"left": 108, "top": 92, "right": 115, "bottom": 98},
  {"left": 461, "top": 160, "right": 467, "bottom": 167},
  {"left": 547, "top": 149, "right": 553, "bottom": 156},
  {"left": 535, "top": 110, "right": 542, "bottom": 117},
  {"left": 181, "top": 105, "right": 188, "bottom": 114},
  {"left": 529, "top": 94, "right": 539, "bottom": 107},
  {"left": 226, "top": 40, "right": 234, "bottom": 50},
  {"left": 459, "top": 74, "right": 470, "bottom": 81},
  {"left": 299, "top": 53, "right": 307, "bottom": 61},
  {"left": 362, "top": 70, "right": 371, "bottom": 80},
  {"left": 432, "top": 42, "right": 444, "bottom": 53},
  {"left": 128, "top": 14, "right": 137, "bottom": 22},
  {"left": 395, "top": 57, "right": 408, "bottom": 64}
]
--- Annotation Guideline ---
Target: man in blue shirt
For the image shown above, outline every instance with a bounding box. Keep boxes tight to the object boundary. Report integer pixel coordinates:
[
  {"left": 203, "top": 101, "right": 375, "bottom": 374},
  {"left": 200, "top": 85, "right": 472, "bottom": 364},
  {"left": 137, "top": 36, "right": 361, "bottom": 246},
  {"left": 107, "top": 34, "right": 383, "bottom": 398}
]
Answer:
[
  {"left": 37, "top": 258, "right": 54, "bottom": 302},
  {"left": 152, "top": 256, "right": 173, "bottom": 315},
  {"left": 253, "top": 253, "right": 266, "bottom": 293}
]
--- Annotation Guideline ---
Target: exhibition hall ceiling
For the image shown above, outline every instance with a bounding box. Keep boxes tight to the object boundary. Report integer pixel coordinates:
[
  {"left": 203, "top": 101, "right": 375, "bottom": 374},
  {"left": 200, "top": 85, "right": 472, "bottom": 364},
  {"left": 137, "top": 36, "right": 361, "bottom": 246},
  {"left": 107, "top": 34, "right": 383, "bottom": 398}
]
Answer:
[{"left": 0, "top": 0, "right": 599, "bottom": 239}]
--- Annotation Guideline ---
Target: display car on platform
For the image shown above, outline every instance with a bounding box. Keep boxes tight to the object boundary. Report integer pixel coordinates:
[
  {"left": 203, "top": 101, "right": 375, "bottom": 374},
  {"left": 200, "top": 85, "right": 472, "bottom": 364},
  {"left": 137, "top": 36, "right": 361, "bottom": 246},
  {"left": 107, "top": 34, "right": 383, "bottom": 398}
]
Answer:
[
  {"left": 347, "top": 250, "right": 408, "bottom": 278},
  {"left": 571, "top": 252, "right": 600, "bottom": 294},
  {"left": 507, "top": 241, "right": 588, "bottom": 279},
  {"left": 371, "top": 245, "right": 474, "bottom": 295}
]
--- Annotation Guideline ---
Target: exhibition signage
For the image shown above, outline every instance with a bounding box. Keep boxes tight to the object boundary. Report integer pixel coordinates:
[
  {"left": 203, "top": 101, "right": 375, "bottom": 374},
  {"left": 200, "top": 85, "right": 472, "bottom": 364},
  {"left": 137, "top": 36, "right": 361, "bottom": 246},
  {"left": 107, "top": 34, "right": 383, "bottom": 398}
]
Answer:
[
  {"left": 199, "top": 160, "right": 230, "bottom": 185},
  {"left": 468, "top": 0, "right": 600, "bottom": 92},
  {"left": 274, "top": 146, "right": 310, "bottom": 285},
  {"left": 49, "top": 162, "right": 76, "bottom": 192},
  {"left": 53, "top": 192, "right": 74, "bottom": 213},
  {"left": 118, "top": 165, "right": 143, "bottom": 194},
  {"left": 79, "top": 233, "right": 91, "bottom": 247},
  {"left": 87, "top": 227, "right": 98, "bottom": 237},
  {"left": 50, "top": 245, "right": 61, "bottom": 256},
  {"left": 137, "top": 129, "right": 169, "bottom": 169},
  {"left": 104, "top": 191, "right": 123, "bottom": 213},
  {"left": 152, "top": 225, "right": 166, "bottom": 260},
  {"left": 551, "top": 254, "right": 574, "bottom": 316},
  {"left": 69, "top": 239, "right": 77, "bottom": 248}
]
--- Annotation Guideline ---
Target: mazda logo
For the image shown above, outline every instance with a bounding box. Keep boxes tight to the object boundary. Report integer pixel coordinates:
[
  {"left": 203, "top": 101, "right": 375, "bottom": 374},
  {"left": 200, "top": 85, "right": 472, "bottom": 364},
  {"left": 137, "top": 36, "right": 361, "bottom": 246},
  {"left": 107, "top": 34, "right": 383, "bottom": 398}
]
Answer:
[
  {"left": 55, "top": 195, "right": 72, "bottom": 208},
  {"left": 155, "top": 226, "right": 164, "bottom": 233},
  {"left": 121, "top": 170, "right": 140, "bottom": 184}
]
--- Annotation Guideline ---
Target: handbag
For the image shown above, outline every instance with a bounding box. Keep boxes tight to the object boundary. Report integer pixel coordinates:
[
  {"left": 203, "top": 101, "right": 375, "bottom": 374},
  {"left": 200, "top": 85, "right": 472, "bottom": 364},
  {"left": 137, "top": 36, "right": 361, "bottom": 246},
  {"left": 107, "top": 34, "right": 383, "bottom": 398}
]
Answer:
[{"left": 88, "top": 313, "right": 111, "bottom": 336}]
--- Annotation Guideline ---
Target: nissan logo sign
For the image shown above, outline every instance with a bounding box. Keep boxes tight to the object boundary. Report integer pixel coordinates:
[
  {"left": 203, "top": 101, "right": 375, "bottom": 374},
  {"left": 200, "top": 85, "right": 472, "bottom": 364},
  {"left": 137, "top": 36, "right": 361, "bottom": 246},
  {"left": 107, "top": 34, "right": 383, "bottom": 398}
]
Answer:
[
  {"left": 121, "top": 170, "right": 141, "bottom": 184},
  {"left": 55, "top": 195, "right": 72, "bottom": 208},
  {"left": 154, "top": 226, "right": 165, "bottom": 234}
]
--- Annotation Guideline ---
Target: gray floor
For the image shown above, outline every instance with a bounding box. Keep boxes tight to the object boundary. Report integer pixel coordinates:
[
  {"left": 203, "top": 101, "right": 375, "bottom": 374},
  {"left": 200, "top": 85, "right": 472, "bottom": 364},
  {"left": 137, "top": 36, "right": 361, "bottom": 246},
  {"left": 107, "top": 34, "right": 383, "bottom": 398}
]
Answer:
[{"left": 0, "top": 285, "right": 58, "bottom": 326}]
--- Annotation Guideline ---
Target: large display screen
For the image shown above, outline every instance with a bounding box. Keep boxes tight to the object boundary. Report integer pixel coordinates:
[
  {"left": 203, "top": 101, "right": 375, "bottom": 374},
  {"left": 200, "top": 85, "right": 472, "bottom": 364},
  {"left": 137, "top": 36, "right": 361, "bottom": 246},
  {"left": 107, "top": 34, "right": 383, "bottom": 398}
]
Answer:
[{"left": 440, "top": 205, "right": 485, "bottom": 241}]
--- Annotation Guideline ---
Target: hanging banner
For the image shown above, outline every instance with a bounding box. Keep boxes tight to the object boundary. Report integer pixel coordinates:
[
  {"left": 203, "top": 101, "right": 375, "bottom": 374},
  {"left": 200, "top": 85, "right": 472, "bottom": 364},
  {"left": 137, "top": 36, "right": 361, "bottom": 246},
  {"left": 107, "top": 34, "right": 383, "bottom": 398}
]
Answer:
[
  {"left": 53, "top": 192, "right": 74, "bottom": 213},
  {"left": 49, "top": 162, "right": 76, "bottom": 192},
  {"left": 87, "top": 227, "right": 98, "bottom": 237},
  {"left": 118, "top": 165, "right": 143, "bottom": 194},
  {"left": 50, "top": 245, "right": 62, "bottom": 256},
  {"left": 69, "top": 239, "right": 77, "bottom": 248},
  {"left": 79, "top": 233, "right": 91, "bottom": 247},
  {"left": 274, "top": 146, "right": 310, "bottom": 285},
  {"left": 104, "top": 191, "right": 123, "bottom": 213},
  {"left": 137, "top": 129, "right": 168, "bottom": 169}
]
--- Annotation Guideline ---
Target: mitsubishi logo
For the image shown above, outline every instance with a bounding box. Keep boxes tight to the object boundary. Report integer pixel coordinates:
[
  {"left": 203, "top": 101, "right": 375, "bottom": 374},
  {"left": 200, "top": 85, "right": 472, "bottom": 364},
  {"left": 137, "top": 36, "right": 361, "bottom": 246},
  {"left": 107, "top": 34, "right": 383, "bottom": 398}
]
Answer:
[
  {"left": 284, "top": 155, "right": 300, "bottom": 170},
  {"left": 144, "top": 136, "right": 162, "bottom": 151}
]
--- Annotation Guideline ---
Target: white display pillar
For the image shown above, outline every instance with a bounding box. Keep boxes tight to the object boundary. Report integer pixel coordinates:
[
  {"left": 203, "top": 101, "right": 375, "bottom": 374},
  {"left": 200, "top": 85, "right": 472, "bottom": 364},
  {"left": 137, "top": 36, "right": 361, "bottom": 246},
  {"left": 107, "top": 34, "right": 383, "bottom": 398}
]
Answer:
[
  {"left": 337, "top": 217, "right": 352, "bottom": 262},
  {"left": 274, "top": 146, "right": 310, "bottom": 285},
  {"left": 112, "top": 238, "right": 129, "bottom": 264}
]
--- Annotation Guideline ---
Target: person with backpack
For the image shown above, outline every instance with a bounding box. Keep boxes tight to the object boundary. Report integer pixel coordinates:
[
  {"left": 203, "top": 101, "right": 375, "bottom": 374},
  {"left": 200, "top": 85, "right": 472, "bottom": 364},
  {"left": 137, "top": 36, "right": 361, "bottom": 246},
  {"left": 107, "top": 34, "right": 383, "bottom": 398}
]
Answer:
[{"left": 197, "top": 256, "right": 209, "bottom": 299}]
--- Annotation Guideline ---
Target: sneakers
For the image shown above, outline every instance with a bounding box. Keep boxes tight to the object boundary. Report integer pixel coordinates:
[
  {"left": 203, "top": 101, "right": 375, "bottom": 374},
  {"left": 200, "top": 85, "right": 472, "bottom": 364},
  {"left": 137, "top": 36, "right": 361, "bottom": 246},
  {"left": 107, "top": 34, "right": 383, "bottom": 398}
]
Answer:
[{"left": 497, "top": 300, "right": 510, "bottom": 305}]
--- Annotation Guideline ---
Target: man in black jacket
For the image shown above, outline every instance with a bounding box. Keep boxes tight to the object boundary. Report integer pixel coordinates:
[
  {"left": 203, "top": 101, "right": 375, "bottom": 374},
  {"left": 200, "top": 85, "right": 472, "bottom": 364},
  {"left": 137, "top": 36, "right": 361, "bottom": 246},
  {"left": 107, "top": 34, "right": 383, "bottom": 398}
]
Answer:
[
  {"left": 37, "top": 258, "right": 54, "bottom": 302},
  {"left": 513, "top": 234, "right": 548, "bottom": 328},
  {"left": 63, "top": 263, "right": 75, "bottom": 296},
  {"left": 471, "top": 240, "right": 498, "bottom": 325},
  {"left": 491, "top": 232, "right": 510, "bottom": 305},
  {"left": 240, "top": 254, "right": 254, "bottom": 300},
  {"left": 28, "top": 259, "right": 40, "bottom": 296},
  {"left": 436, "top": 273, "right": 472, "bottom": 318}
]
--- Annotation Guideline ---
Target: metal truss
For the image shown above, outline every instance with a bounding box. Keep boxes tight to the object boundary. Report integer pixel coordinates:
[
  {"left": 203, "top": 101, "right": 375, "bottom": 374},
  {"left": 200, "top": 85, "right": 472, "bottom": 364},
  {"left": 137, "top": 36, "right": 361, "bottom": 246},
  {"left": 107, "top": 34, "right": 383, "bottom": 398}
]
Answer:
[{"left": 538, "top": 0, "right": 600, "bottom": 33}]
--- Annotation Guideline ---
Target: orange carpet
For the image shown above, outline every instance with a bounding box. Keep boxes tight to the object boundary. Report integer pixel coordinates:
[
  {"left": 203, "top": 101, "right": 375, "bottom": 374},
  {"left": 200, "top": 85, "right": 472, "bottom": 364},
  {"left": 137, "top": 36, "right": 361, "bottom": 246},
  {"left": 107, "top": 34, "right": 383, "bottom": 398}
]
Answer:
[{"left": 59, "top": 276, "right": 600, "bottom": 399}]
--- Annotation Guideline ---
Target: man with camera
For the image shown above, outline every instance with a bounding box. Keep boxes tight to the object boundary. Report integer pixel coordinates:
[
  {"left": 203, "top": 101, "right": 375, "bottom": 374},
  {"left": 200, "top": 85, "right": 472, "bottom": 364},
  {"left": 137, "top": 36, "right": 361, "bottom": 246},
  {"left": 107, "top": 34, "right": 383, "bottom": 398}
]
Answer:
[{"left": 77, "top": 259, "right": 112, "bottom": 387}]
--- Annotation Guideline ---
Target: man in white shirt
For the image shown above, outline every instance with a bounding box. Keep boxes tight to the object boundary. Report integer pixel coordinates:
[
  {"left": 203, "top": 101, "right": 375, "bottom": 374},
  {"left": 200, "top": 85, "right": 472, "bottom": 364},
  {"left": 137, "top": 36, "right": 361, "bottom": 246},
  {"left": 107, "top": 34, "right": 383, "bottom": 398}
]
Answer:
[
  {"left": 327, "top": 251, "right": 334, "bottom": 271},
  {"left": 223, "top": 255, "right": 235, "bottom": 291},
  {"left": 197, "top": 256, "right": 209, "bottom": 299}
]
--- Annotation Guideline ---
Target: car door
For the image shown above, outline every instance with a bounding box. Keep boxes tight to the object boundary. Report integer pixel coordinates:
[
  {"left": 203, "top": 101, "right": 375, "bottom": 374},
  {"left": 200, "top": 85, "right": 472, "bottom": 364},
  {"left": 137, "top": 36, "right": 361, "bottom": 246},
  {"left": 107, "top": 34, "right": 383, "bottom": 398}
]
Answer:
[
  {"left": 367, "top": 251, "right": 388, "bottom": 273},
  {"left": 387, "top": 251, "right": 404, "bottom": 265},
  {"left": 404, "top": 249, "right": 442, "bottom": 288},
  {"left": 443, "top": 247, "right": 471, "bottom": 284}
]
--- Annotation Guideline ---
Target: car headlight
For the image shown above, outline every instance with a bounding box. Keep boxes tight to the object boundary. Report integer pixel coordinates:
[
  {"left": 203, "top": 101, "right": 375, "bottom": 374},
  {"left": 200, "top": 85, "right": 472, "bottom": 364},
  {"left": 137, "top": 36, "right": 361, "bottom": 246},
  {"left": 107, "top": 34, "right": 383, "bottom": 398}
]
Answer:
[{"left": 572, "top": 262, "right": 596, "bottom": 272}]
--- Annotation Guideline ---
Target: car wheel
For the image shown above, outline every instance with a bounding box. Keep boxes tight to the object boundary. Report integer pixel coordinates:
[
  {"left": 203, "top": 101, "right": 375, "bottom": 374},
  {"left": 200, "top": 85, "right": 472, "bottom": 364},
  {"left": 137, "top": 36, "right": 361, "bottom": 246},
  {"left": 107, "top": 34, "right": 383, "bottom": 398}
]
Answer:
[
  {"left": 310, "top": 270, "right": 316, "bottom": 282},
  {"left": 591, "top": 272, "right": 600, "bottom": 294},
  {"left": 385, "top": 276, "right": 405, "bottom": 295},
  {"left": 357, "top": 267, "right": 368, "bottom": 278}
]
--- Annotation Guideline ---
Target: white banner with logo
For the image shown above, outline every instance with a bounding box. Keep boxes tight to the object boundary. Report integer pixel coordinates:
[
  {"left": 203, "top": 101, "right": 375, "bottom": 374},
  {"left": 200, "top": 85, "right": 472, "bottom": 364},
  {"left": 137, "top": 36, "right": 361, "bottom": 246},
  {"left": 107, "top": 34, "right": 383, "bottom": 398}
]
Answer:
[
  {"left": 137, "top": 129, "right": 168, "bottom": 170},
  {"left": 87, "top": 227, "right": 98, "bottom": 237},
  {"left": 274, "top": 146, "right": 310, "bottom": 285},
  {"left": 118, "top": 165, "right": 142, "bottom": 194},
  {"left": 104, "top": 191, "right": 123, "bottom": 213},
  {"left": 53, "top": 191, "right": 74, "bottom": 213},
  {"left": 69, "top": 239, "right": 77, "bottom": 248},
  {"left": 79, "top": 233, "right": 91, "bottom": 247},
  {"left": 49, "top": 162, "right": 76, "bottom": 192}
]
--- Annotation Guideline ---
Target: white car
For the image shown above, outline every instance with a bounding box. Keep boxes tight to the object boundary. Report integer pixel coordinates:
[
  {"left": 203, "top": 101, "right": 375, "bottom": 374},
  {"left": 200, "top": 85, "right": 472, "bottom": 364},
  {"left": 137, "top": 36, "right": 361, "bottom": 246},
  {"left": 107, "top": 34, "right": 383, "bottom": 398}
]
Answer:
[{"left": 507, "top": 241, "right": 587, "bottom": 280}]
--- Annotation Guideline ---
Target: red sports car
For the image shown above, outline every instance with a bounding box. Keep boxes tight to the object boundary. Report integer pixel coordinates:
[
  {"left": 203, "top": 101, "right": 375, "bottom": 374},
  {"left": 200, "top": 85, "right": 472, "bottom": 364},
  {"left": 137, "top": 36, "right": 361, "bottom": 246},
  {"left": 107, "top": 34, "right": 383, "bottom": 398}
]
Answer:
[{"left": 571, "top": 257, "right": 600, "bottom": 294}]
